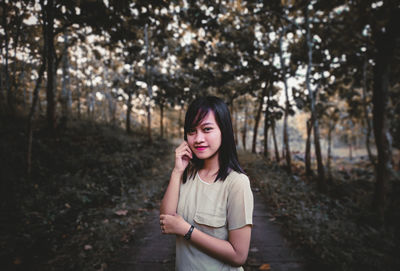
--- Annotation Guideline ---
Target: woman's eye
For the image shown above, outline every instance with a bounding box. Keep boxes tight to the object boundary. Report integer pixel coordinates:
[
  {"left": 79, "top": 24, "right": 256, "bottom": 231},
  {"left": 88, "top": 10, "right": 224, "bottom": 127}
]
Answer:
[
  {"left": 204, "top": 127, "right": 212, "bottom": 132},
  {"left": 188, "top": 129, "right": 196, "bottom": 134}
]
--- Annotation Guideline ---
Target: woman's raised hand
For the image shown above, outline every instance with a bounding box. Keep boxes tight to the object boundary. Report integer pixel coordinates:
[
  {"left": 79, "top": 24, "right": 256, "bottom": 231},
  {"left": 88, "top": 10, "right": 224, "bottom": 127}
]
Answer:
[{"left": 174, "top": 141, "right": 193, "bottom": 174}]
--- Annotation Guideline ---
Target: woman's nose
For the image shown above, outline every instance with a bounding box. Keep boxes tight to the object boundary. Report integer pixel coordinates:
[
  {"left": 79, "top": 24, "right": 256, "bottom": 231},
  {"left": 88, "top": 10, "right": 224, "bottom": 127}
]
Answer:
[{"left": 194, "top": 132, "right": 205, "bottom": 143}]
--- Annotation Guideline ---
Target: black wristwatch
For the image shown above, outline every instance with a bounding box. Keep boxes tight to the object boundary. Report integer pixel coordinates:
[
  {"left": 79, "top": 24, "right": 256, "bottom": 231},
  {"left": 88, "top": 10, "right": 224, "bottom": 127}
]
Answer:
[{"left": 184, "top": 225, "right": 194, "bottom": 240}]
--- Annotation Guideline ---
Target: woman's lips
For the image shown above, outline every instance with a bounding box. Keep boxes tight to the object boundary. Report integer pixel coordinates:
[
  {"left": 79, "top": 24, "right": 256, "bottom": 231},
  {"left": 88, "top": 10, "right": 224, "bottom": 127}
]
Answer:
[{"left": 195, "top": 146, "right": 207, "bottom": 151}]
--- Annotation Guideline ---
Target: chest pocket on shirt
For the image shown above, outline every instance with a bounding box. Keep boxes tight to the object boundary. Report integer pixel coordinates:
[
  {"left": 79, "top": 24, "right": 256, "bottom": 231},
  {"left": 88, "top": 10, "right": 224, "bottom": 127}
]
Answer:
[{"left": 194, "top": 211, "right": 227, "bottom": 240}]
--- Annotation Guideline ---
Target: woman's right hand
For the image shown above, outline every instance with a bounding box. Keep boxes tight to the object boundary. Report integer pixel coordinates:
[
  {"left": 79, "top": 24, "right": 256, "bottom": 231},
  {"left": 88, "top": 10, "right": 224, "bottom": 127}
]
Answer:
[{"left": 174, "top": 141, "right": 193, "bottom": 174}]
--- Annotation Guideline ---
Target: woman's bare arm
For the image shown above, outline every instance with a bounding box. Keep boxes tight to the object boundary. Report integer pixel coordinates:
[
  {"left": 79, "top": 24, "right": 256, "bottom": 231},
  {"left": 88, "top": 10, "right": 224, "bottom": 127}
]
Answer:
[{"left": 160, "top": 214, "right": 251, "bottom": 267}]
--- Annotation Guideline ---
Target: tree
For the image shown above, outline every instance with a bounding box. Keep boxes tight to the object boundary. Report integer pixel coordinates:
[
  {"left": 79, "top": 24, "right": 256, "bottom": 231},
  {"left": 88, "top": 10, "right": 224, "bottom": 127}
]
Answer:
[
  {"left": 370, "top": 3, "right": 399, "bottom": 219},
  {"left": 303, "top": 2, "right": 325, "bottom": 189},
  {"left": 252, "top": 85, "right": 267, "bottom": 153}
]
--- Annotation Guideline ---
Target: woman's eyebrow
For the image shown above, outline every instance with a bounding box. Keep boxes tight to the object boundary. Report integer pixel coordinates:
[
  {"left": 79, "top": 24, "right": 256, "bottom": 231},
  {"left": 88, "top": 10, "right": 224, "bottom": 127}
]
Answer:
[{"left": 200, "top": 122, "right": 215, "bottom": 126}]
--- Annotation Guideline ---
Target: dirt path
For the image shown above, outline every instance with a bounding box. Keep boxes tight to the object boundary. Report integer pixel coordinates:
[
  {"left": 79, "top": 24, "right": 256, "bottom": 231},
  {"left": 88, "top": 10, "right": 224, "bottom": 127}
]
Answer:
[{"left": 245, "top": 190, "right": 305, "bottom": 270}]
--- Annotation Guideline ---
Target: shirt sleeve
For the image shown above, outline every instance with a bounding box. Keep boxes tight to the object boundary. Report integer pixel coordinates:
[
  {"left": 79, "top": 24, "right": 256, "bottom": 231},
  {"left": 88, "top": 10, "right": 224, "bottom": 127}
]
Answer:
[{"left": 227, "top": 173, "right": 254, "bottom": 230}]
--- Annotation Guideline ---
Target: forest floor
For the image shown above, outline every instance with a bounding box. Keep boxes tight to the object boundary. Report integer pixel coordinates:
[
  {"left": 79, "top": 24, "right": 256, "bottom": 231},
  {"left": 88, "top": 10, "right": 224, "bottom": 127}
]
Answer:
[{"left": 1, "top": 115, "right": 399, "bottom": 271}]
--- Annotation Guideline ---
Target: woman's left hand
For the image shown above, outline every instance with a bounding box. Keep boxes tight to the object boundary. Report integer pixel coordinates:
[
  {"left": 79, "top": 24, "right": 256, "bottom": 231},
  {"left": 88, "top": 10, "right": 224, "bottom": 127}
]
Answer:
[{"left": 159, "top": 213, "right": 190, "bottom": 236}]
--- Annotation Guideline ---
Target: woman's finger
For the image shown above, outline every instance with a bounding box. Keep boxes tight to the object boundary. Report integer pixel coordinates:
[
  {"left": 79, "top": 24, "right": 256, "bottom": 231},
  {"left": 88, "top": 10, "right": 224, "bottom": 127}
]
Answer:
[
  {"left": 177, "top": 149, "right": 192, "bottom": 160},
  {"left": 176, "top": 142, "right": 187, "bottom": 152},
  {"left": 184, "top": 149, "right": 192, "bottom": 159},
  {"left": 185, "top": 146, "right": 193, "bottom": 155}
]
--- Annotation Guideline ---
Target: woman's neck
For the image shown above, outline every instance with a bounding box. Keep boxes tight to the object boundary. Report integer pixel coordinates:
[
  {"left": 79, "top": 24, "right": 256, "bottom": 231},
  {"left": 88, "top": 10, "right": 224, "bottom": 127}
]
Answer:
[{"left": 201, "top": 152, "right": 220, "bottom": 176}]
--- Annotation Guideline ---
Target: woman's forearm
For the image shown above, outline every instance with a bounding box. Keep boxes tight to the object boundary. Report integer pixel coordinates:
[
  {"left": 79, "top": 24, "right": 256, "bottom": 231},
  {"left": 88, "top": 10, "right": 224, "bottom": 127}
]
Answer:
[
  {"left": 160, "top": 169, "right": 182, "bottom": 215},
  {"left": 188, "top": 226, "right": 251, "bottom": 267}
]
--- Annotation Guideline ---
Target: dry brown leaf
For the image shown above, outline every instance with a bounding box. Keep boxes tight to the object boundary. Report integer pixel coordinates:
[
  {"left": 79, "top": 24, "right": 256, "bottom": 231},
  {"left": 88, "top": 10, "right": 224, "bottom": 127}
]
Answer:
[
  {"left": 259, "top": 263, "right": 271, "bottom": 270},
  {"left": 13, "top": 257, "right": 22, "bottom": 265}
]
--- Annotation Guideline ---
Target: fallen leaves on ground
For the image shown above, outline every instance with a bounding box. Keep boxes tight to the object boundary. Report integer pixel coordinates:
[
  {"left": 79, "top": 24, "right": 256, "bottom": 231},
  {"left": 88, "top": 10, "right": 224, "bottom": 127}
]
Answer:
[{"left": 259, "top": 263, "right": 271, "bottom": 270}]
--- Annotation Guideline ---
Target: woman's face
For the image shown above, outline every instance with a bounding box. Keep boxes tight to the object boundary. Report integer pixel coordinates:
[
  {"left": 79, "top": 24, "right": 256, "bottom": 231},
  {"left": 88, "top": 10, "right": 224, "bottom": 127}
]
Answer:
[{"left": 186, "top": 110, "right": 222, "bottom": 161}]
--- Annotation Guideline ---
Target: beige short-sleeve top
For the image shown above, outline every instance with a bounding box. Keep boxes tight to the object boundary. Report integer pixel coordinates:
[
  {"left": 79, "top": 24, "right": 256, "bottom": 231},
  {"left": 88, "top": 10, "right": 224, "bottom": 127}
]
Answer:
[{"left": 176, "top": 170, "right": 254, "bottom": 271}]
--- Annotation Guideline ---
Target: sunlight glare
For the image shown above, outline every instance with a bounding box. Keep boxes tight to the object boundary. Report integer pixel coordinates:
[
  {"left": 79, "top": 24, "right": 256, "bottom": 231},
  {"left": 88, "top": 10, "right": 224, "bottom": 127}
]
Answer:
[
  {"left": 371, "top": 1, "right": 383, "bottom": 9},
  {"left": 96, "top": 92, "right": 104, "bottom": 101}
]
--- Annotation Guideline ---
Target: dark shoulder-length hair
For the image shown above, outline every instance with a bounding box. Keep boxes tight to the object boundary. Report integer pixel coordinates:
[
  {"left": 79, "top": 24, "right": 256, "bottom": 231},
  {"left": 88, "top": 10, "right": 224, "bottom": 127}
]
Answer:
[{"left": 183, "top": 96, "right": 245, "bottom": 183}]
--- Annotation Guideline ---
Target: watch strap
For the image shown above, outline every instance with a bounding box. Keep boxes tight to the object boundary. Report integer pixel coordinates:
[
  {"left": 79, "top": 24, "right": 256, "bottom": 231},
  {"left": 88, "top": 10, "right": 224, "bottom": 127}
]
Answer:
[{"left": 184, "top": 225, "right": 194, "bottom": 240}]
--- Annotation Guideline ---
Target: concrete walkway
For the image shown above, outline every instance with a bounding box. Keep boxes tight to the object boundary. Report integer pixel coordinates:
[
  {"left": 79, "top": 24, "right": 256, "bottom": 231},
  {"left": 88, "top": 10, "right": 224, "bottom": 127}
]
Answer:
[{"left": 108, "top": 188, "right": 305, "bottom": 271}]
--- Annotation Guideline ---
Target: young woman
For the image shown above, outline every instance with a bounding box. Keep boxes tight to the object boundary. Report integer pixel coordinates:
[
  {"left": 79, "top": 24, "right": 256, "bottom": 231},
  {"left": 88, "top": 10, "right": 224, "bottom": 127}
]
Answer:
[{"left": 160, "top": 96, "right": 254, "bottom": 270}]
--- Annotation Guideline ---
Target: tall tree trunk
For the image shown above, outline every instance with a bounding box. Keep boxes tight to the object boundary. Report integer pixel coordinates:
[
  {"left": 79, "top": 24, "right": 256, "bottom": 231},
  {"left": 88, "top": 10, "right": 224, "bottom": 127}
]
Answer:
[
  {"left": 271, "top": 120, "right": 280, "bottom": 163},
  {"left": 263, "top": 87, "right": 271, "bottom": 159},
  {"left": 228, "top": 99, "right": 239, "bottom": 146},
  {"left": 106, "top": 92, "right": 115, "bottom": 126},
  {"left": 9, "top": 14, "right": 22, "bottom": 113},
  {"left": 19, "top": 44, "right": 27, "bottom": 111},
  {"left": 348, "top": 133, "right": 353, "bottom": 161},
  {"left": 126, "top": 90, "right": 132, "bottom": 133},
  {"left": 77, "top": 83, "right": 81, "bottom": 119},
  {"left": 305, "top": 5, "right": 325, "bottom": 189},
  {"left": 252, "top": 87, "right": 266, "bottom": 153},
  {"left": 0, "top": 59, "right": 3, "bottom": 111},
  {"left": 178, "top": 103, "right": 183, "bottom": 138},
  {"left": 144, "top": 23, "right": 153, "bottom": 143},
  {"left": 87, "top": 90, "right": 95, "bottom": 120},
  {"left": 362, "top": 57, "right": 376, "bottom": 166},
  {"left": 10, "top": 9, "right": 23, "bottom": 113},
  {"left": 103, "top": 62, "right": 115, "bottom": 125},
  {"left": 165, "top": 119, "right": 169, "bottom": 138},
  {"left": 43, "top": 0, "right": 56, "bottom": 129},
  {"left": 371, "top": 10, "right": 398, "bottom": 220},
  {"left": 27, "top": 61, "right": 46, "bottom": 177},
  {"left": 232, "top": 103, "right": 239, "bottom": 146},
  {"left": 0, "top": 24, "right": 3, "bottom": 108},
  {"left": 87, "top": 74, "right": 95, "bottom": 120},
  {"left": 279, "top": 26, "right": 292, "bottom": 173},
  {"left": 2, "top": 1, "right": 12, "bottom": 114},
  {"left": 305, "top": 118, "right": 313, "bottom": 176},
  {"left": 75, "top": 60, "right": 81, "bottom": 119},
  {"left": 263, "top": 116, "right": 269, "bottom": 159},
  {"left": 242, "top": 106, "right": 248, "bottom": 150},
  {"left": 327, "top": 119, "right": 334, "bottom": 182},
  {"left": 61, "top": 32, "right": 71, "bottom": 125},
  {"left": 160, "top": 101, "right": 164, "bottom": 139}
]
